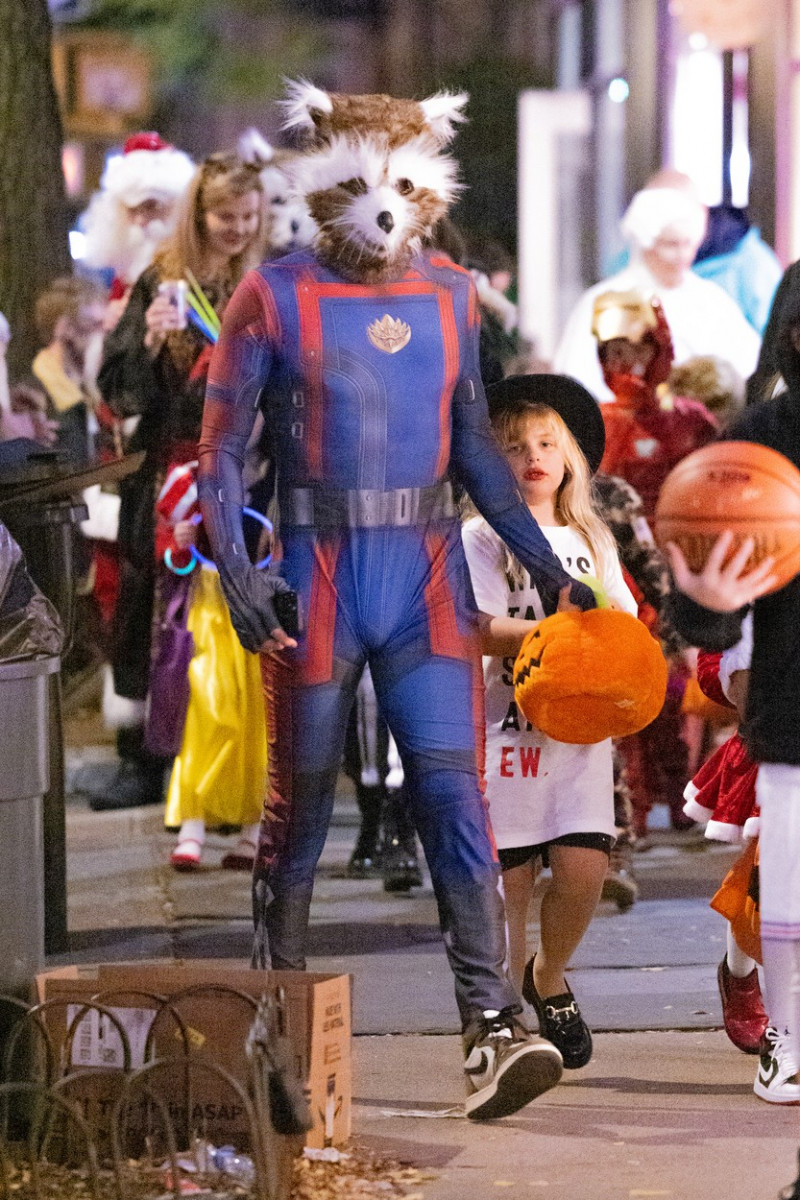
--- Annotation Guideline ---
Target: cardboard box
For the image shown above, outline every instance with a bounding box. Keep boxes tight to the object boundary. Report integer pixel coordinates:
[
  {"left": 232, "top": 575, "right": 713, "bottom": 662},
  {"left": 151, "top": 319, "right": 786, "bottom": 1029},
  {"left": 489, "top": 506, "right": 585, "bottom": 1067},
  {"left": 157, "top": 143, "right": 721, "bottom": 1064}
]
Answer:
[{"left": 34, "top": 961, "right": 351, "bottom": 1153}]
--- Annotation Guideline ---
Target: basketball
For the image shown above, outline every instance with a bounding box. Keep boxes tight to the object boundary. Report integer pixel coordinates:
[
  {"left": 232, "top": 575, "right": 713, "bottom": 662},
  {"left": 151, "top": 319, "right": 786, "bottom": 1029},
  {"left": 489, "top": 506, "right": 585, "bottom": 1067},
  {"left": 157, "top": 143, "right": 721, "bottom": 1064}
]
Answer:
[{"left": 653, "top": 441, "right": 800, "bottom": 594}]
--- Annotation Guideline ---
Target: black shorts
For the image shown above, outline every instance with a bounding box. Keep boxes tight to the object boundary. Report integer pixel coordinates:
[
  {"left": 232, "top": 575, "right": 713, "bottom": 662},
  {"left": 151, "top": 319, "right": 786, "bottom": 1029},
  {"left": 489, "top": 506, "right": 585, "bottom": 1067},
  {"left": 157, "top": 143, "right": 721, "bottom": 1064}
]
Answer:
[{"left": 498, "top": 832, "right": 615, "bottom": 873}]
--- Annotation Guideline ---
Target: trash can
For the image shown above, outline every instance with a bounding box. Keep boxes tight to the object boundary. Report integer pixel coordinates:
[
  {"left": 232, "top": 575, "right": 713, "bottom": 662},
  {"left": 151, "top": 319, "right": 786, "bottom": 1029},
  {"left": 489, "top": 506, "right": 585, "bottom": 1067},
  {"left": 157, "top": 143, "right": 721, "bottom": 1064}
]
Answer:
[{"left": 0, "top": 655, "right": 60, "bottom": 998}]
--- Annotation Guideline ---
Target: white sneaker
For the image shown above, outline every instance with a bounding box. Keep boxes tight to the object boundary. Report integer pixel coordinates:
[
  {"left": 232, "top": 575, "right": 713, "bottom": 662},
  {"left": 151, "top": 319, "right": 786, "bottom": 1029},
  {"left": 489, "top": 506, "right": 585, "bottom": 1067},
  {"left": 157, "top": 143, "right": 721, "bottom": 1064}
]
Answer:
[
  {"left": 463, "top": 1009, "right": 563, "bottom": 1120},
  {"left": 754, "top": 1026, "right": 800, "bottom": 1104}
]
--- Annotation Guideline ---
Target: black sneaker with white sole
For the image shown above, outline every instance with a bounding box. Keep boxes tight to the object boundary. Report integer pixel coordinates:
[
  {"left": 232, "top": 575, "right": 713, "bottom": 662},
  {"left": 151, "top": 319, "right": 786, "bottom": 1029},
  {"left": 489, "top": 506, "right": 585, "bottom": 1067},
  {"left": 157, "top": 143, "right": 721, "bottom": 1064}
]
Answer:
[{"left": 463, "top": 1008, "right": 563, "bottom": 1120}]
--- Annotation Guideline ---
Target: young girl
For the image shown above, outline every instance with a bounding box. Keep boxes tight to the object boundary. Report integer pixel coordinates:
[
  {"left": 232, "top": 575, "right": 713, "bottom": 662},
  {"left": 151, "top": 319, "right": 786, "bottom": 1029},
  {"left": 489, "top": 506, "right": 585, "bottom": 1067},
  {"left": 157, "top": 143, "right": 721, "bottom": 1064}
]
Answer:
[
  {"left": 462, "top": 374, "right": 637, "bottom": 1069},
  {"left": 99, "top": 151, "right": 269, "bottom": 840}
]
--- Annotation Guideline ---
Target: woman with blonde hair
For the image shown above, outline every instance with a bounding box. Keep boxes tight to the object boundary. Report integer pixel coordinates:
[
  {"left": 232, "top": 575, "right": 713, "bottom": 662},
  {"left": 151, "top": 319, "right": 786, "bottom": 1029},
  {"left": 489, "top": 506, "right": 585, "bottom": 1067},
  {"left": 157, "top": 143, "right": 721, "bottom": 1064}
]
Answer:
[
  {"left": 90, "top": 153, "right": 269, "bottom": 818},
  {"left": 462, "top": 374, "right": 637, "bottom": 1073}
]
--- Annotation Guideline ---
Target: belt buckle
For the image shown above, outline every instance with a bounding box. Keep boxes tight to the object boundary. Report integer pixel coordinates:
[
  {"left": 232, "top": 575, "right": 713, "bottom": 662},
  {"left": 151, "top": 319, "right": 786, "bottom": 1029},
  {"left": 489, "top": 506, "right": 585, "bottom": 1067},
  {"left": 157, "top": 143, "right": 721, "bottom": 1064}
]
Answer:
[{"left": 351, "top": 489, "right": 380, "bottom": 526}]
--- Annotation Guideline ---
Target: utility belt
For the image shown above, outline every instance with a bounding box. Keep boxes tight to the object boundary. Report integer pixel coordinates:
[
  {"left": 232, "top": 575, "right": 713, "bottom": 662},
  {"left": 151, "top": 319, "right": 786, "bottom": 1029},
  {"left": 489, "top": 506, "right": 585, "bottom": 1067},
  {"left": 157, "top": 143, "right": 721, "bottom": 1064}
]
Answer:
[{"left": 282, "top": 480, "right": 456, "bottom": 529}]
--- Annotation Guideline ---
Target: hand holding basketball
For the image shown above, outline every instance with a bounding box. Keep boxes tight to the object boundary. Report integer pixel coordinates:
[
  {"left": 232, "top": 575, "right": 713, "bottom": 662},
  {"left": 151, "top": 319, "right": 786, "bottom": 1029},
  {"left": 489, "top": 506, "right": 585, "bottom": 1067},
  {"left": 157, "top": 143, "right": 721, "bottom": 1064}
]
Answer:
[
  {"left": 665, "top": 530, "right": 778, "bottom": 612},
  {"left": 654, "top": 442, "right": 800, "bottom": 597}
]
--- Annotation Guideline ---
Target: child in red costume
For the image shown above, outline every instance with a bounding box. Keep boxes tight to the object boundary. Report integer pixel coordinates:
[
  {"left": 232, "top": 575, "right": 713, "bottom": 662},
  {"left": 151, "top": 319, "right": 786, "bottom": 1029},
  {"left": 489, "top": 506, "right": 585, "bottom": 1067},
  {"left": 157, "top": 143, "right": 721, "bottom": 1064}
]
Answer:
[
  {"left": 591, "top": 289, "right": 718, "bottom": 520},
  {"left": 591, "top": 290, "right": 718, "bottom": 835}
]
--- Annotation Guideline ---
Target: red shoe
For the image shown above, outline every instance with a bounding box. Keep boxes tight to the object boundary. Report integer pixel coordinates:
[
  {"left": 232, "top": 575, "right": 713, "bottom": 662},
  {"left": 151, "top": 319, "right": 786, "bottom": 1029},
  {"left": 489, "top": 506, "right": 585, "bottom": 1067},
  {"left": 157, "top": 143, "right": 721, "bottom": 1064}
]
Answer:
[
  {"left": 717, "top": 956, "right": 768, "bottom": 1054},
  {"left": 170, "top": 837, "right": 203, "bottom": 872}
]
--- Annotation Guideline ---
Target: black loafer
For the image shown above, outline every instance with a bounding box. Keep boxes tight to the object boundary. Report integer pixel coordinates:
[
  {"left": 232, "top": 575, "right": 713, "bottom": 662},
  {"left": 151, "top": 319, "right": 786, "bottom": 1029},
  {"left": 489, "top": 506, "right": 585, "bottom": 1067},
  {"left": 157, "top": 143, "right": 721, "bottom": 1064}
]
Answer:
[{"left": 522, "top": 955, "right": 593, "bottom": 1069}]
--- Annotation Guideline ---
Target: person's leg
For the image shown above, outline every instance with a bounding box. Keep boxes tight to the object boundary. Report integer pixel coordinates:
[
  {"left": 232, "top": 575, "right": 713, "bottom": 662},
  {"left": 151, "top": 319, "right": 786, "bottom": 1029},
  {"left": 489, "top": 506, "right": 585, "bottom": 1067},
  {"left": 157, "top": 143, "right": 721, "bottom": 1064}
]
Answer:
[
  {"left": 534, "top": 843, "right": 608, "bottom": 999},
  {"left": 373, "top": 639, "right": 562, "bottom": 1118},
  {"left": 521, "top": 838, "right": 609, "bottom": 1070},
  {"left": 171, "top": 817, "right": 205, "bottom": 870},
  {"left": 717, "top": 921, "right": 767, "bottom": 1054},
  {"left": 500, "top": 854, "right": 538, "bottom": 993},
  {"left": 753, "top": 764, "right": 800, "bottom": 1103},
  {"left": 254, "top": 650, "right": 360, "bottom": 970}
]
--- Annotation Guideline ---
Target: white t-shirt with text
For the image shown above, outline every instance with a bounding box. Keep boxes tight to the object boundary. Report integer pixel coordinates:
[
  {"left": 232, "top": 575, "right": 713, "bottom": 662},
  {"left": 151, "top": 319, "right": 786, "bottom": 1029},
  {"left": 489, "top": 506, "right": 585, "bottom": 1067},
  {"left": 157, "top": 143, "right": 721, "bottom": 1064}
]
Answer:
[{"left": 462, "top": 518, "right": 637, "bottom": 849}]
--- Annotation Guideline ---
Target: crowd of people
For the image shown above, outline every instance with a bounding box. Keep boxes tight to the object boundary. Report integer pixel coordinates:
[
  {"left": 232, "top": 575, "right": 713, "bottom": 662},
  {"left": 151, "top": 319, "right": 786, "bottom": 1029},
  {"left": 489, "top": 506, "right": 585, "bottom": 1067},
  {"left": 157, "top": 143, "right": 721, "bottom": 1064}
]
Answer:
[{"left": 2, "top": 79, "right": 800, "bottom": 1134}]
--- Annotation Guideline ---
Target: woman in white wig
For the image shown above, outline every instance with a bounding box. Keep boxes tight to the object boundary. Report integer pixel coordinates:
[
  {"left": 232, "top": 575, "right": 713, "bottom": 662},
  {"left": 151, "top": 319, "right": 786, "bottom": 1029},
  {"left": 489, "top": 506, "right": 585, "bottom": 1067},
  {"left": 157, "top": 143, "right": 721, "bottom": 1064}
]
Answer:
[{"left": 554, "top": 181, "right": 761, "bottom": 402}]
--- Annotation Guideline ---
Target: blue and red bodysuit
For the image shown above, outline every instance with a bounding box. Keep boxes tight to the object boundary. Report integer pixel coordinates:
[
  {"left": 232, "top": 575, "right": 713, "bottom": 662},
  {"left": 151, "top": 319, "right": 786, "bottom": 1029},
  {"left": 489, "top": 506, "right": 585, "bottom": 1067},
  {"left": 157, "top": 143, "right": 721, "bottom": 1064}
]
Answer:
[{"left": 199, "top": 248, "right": 592, "bottom": 1026}]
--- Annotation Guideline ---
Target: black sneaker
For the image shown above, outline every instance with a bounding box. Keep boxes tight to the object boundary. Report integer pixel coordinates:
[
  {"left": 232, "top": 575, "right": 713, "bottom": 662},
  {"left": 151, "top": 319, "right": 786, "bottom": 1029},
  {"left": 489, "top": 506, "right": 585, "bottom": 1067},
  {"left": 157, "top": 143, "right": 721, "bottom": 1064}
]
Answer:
[
  {"left": 382, "top": 836, "right": 423, "bottom": 891},
  {"left": 463, "top": 1008, "right": 562, "bottom": 1120},
  {"left": 522, "top": 956, "right": 593, "bottom": 1069}
]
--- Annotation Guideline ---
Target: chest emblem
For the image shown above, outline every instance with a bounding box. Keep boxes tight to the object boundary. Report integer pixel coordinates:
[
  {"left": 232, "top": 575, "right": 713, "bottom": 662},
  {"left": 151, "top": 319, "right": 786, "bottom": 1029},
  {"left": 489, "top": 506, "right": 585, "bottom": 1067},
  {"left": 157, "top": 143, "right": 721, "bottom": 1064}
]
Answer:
[{"left": 367, "top": 314, "right": 411, "bottom": 354}]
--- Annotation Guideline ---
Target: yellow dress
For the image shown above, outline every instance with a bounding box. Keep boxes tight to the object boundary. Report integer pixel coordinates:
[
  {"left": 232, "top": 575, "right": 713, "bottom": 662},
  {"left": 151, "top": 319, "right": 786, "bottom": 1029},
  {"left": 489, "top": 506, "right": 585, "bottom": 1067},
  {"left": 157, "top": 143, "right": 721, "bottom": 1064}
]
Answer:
[{"left": 164, "top": 565, "right": 267, "bottom": 828}]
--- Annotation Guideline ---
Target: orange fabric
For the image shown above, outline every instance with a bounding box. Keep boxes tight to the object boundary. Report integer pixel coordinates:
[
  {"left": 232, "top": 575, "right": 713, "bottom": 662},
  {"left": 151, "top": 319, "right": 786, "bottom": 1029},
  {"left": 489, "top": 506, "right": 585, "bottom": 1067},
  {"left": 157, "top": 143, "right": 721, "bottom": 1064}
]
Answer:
[
  {"left": 514, "top": 608, "right": 668, "bottom": 744},
  {"left": 710, "top": 838, "right": 761, "bottom": 964}
]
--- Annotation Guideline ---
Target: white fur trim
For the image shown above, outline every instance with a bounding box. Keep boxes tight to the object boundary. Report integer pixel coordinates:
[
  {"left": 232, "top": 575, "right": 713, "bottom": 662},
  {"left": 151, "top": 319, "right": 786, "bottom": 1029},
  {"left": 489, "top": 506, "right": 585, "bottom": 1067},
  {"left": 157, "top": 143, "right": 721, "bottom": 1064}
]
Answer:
[
  {"left": 705, "top": 818, "right": 744, "bottom": 844},
  {"left": 237, "top": 127, "right": 275, "bottom": 166},
  {"left": 742, "top": 814, "right": 760, "bottom": 840},
  {"left": 101, "top": 147, "right": 195, "bottom": 207},
  {"left": 419, "top": 91, "right": 469, "bottom": 144},
  {"left": 80, "top": 485, "right": 120, "bottom": 542},
  {"left": 719, "top": 611, "right": 753, "bottom": 702},
  {"left": 281, "top": 78, "right": 334, "bottom": 133},
  {"left": 620, "top": 187, "right": 707, "bottom": 251},
  {"left": 288, "top": 134, "right": 460, "bottom": 206},
  {"left": 102, "top": 664, "right": 146, "bottom": 730},
  {"left": 683, "top": 795, "right": 714, "bottom": 824}
]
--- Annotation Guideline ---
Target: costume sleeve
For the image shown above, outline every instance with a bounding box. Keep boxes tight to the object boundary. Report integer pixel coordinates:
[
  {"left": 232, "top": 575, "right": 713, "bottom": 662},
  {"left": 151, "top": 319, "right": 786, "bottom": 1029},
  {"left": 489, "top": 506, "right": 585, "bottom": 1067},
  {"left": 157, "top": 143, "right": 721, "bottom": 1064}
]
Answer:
[
  {"left": 461, "top": 519, "right": 509, "bottom": 618},
  {"left": 449, "top": 308, "right": 595, "bottom": 616},
  {"left": 666, "top": 590, "right": 748, "bottom": 652},
  {"left": 718, "top": 611, "right": 753, "bottom": 701},
  {"left": 98, "top": 271, "right": 160, "bottom": 420},
  {"left": 745, "top": 262, "right": 798, "bottom": 405},
  {"left": 197, "top": 271, "right": 286, "bottom": 650}
]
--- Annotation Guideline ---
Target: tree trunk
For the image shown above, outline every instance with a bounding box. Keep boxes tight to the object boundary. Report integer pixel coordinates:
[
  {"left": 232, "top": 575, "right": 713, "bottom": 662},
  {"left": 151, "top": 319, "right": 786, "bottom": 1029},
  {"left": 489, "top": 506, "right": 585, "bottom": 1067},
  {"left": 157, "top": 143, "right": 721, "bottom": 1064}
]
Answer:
[{"left": 0, "top": 0, "right": 70, "bottom": 380}]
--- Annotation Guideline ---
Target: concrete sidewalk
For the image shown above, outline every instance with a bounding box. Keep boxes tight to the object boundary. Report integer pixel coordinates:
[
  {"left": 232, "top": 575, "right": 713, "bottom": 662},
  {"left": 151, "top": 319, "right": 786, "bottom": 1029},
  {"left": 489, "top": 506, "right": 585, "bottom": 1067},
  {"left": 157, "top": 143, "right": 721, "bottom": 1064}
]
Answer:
[{"left": 57, "top": 726, "right": 800, "bottom": 1200}]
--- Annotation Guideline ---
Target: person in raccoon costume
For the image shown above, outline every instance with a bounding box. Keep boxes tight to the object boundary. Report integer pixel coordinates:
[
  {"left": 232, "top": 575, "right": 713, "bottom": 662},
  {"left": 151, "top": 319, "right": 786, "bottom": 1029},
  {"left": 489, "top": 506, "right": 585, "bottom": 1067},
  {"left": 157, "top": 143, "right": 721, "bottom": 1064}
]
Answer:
[{"left": 198, "top": 80, "right": 597, "bottom": 1119}]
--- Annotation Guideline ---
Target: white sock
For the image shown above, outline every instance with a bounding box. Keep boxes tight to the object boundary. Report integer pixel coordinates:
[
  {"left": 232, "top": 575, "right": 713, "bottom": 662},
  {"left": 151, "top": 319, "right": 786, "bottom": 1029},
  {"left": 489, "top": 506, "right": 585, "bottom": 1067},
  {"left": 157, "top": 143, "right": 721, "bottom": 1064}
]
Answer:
[
  {"left": 762, "top": 937, "right": 800, "bottom": 1061},
  {"left": 241, "top": 823, "right": 260, "bottom": 847},
  {"left": 178, "top": 818, "right": 205, "bottom": 845},
  {"left": 726, "top": 925, "right": 756, "bottom": 978}
]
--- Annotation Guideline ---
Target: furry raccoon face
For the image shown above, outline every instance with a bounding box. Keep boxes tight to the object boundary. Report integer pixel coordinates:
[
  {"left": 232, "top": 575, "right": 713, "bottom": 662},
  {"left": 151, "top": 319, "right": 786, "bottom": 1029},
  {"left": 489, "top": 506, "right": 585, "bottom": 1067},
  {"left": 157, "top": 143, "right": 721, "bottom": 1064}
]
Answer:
[
  {"left": 260, "top": 162, "right": 316, "bottom": 253},
  {"left": 288, "top": 134, "right": 461, "bottom": 283}
]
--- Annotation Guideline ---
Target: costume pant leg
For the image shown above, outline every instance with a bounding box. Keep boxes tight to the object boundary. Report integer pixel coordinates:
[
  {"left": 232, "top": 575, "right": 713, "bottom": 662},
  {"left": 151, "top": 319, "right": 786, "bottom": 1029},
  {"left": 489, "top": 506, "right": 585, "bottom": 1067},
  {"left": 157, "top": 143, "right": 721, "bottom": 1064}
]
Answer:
[
  {"left": 372, "top": 642, "right": 518, "bottom": 1027},
  {"left": 255, "top": 650, "right": 360, "bottom": 969}
]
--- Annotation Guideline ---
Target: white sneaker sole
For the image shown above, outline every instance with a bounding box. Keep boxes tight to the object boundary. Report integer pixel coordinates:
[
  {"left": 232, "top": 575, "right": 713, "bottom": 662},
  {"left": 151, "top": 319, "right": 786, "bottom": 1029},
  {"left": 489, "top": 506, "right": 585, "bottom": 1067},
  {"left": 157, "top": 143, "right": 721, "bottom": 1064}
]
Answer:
[
  {"left": 754, "top": 1078, "right": 800, "bottom": 1105},
  {"left": 465, "top": 1041, "right": 563, "bottom": 1121}
]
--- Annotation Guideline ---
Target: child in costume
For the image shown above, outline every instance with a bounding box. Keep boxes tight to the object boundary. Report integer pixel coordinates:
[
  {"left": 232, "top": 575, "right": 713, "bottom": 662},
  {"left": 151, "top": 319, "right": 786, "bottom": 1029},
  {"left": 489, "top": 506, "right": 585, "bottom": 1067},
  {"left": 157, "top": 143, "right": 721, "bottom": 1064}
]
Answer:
[
  {"left": 666, "top": 286, "right": 800, "bottom": 1144},
  {"left": 198, "top": 81, "right": 600, "bottom": 1121},
  {"left": 461, "top": 374, "right": 637, "bottom": 1069},
  {"left": 683, "top": 619, "right": 800, "bottom": 1103},
  {"left": 154, "top": 460, "right": 267, "bottom": 871}
]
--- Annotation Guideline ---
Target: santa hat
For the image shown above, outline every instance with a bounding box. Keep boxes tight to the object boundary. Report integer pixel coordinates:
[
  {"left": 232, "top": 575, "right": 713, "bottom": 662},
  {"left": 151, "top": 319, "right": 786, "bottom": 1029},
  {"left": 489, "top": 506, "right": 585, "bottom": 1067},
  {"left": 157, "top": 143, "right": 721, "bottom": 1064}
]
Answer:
[
  {"left": 100, "top": 132, "right": 195, "bottom": 208},
  {"left": 156, "top": 460, "right": 200, "bottom": 525}
]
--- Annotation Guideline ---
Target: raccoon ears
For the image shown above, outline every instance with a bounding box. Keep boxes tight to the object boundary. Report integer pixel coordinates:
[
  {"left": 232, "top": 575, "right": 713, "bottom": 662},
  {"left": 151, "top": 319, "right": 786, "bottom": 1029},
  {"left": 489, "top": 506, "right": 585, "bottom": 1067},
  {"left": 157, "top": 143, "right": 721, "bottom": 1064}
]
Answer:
[
  {"left": 237, "top": 128, "right": 275, "bottom": 167},
  {"left": 419, "top": 91, "right": 469, "bottom": 144},
  {"left": 281, "top": 78, "right": 334, "bottom": 134}
]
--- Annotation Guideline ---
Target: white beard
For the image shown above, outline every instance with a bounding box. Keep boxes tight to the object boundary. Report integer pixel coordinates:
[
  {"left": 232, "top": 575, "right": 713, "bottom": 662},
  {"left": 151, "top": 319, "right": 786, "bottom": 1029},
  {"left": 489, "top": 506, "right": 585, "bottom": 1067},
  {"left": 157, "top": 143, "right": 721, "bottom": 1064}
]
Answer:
[{"left": 81, "top": 191, "right": 173, "bottom": 284}]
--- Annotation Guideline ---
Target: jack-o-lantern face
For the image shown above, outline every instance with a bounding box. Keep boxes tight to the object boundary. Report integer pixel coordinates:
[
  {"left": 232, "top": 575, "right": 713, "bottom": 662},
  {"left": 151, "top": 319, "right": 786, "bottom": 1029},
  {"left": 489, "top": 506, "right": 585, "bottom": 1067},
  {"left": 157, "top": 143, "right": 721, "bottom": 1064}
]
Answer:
[{"left": 513, "top": 609, "right": 667, "bottom": 744}]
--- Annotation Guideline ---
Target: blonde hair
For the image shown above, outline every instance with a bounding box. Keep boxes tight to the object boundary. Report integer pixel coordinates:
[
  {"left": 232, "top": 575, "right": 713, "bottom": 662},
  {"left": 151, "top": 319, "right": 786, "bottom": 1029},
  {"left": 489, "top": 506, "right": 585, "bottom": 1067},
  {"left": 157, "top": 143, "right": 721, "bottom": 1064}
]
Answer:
[
  {"left": 491, "top": 403, "right": 617, "bottom": 587},
  {"left": 155, "top": 152, "right": 269, "bottom": 285}
]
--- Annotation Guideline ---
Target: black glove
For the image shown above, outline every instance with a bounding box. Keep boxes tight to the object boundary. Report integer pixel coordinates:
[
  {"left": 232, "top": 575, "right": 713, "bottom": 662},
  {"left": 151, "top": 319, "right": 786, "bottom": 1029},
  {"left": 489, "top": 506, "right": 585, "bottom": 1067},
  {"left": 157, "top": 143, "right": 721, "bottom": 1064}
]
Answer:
[{"left": 218, "top": 564, "right": 292, "bottom": 653}]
